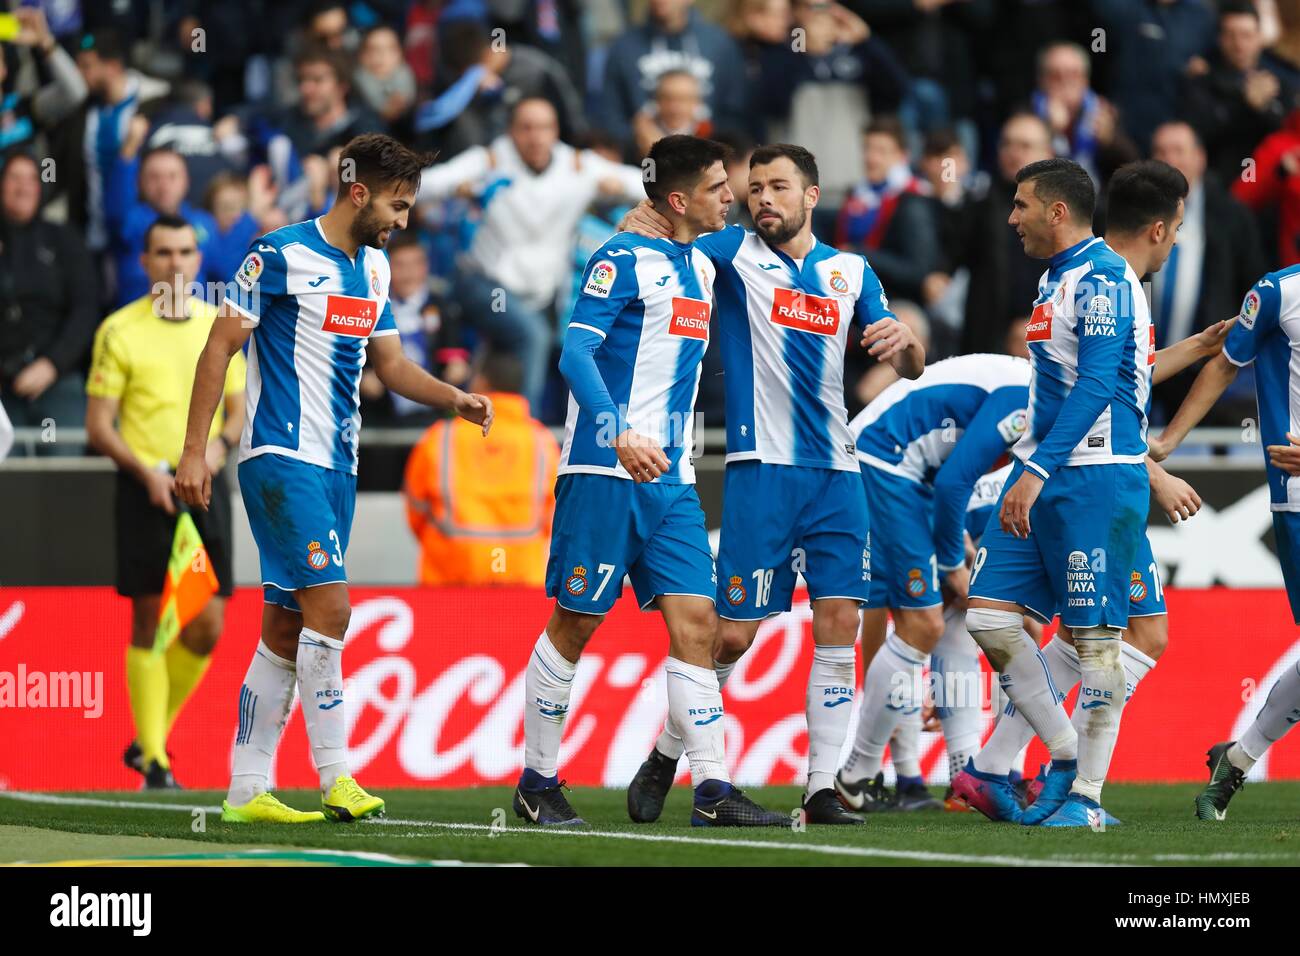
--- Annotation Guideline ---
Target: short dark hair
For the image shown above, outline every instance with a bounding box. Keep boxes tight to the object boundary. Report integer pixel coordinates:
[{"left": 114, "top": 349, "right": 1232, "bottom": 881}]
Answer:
[
  {"left": 1105, "top": 160, "right": 1189, "bottom": 235},
  {"left": 385, "top": 229, "right": 427, "bottom": 257},
  {"left": 336, "top": 133, "right": 435, "bottom": 200},
  {"left": 750, "top": 143, "right": 819, "bottom": 188},
  {"left": 864, "top": 115, "right": 908, "bottom": 152},
  {"left": 294, "top": 44, "right": 350, "bottom": 87},
  {"left": 644, "top": 134, "right": 731, "bottom": 204},
  {"left": 1219, "top": 0, "right": 1259, "bottom": 22},
  {"left": 79, "top": 30, "right": 126, "bottom": 64},
  {"left": 143, "top": 214, "right": 195, "bottom": 252},
  {"left": 477, "top": 349, "right": 525, "bottom": 394},
  {"left": 712, "top": 129, "right": 756, "bottom": 162},
  {"left": 922, "top": 127, "right": 962, "bottom": 158},
  {"left": 1015, "top": 157, "right": 1096, "bottom": 224}
]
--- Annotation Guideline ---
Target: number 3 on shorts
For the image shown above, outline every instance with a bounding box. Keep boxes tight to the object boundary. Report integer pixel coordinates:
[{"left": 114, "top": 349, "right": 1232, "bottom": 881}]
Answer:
[{"left": 329, "top": 529, "right": 344, "bottom": 567}]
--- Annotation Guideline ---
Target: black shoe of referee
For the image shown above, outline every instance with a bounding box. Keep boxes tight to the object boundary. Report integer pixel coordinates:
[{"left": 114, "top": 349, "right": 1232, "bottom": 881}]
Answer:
[{"left": 143, "top": 759, "right": 182, "bottom": 790}]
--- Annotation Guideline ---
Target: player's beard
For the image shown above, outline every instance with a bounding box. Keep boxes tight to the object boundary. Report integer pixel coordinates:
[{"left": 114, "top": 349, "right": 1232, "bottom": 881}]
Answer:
[
  {"left": 351, "top": 203, "right": 389, "bottom": 249},
  {"left": 754, "top": 205, "right": 806, "bottom": 246}
]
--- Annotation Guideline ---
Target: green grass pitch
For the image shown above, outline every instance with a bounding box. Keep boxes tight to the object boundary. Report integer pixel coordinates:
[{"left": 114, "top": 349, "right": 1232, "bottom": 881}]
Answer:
[{"left": 1, "top": 784, "right": 1298, "bottom": 866}]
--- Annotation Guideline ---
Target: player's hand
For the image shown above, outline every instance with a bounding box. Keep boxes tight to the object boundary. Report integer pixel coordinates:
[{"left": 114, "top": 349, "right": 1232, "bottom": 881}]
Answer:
[
  {"left": 1193, "top": 316, "right": 1238, "bottom": 357},
  {"left": 618, "top": 200, "right": 673, "bottom": 239},
  {"left": 10, "top": 357, "right": 57, "bottom": 399},
  {"left": 920, "top": 701, "right": 941, "bottom": 733},
  {"left": 614, "top": 428, "right": 670, "bottom": 482},
  {"left": 455, "top": 390, "right": 494, "bottom": 436},
  {"left": 1147, "top": 432, "right": 1172, "bottom": 462},
  {"left": 1267, "top": 433, "right": 1300, "bottom": 476},
  {"left": 140, "top": 467, "right": 177, "bottom": 515},
  {"left": 1151, "top": 467, "right": 1201, "bottom": 522},
  {"left": 173, "top": 449, "right": 211, "bottom": 511},
  {"left": 861, "top": 317, "right": 918, "bottom": 363},
  {"left": 943, "top": 564, "right": 970, "bottom": 609},
  {"left": 999, "top": 471, "right": 1043, "bottom": 538}
]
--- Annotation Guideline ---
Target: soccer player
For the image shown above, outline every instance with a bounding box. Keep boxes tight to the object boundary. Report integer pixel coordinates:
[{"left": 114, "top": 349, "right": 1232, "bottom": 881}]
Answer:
[
  {"left": 962, "top": 158, "right": 1166, "bottom": 827},
  {"left": 1150, "top": 265, "right": 1300, "bottom": 820},
  {"left": 174, "top": 134, "right": 495, "bottom": 824},
  {"left": 621, "top": 144, "right": 925, "bottom": 825},
  {"left": 515, "top": 135, "right": 785, "bottom": 829},
  {"left": 834, "top": 353, "right": 1030, "bottom": 813}
]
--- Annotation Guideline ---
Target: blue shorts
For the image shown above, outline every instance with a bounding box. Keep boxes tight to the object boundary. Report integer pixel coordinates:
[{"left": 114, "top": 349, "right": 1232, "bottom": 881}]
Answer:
[
  {"left": 860, "top": 466, "right": 943, "bottom": 611},
  {"left": 545, "top": 474, "right": 715, "bottom": 615},
  {"left": 716, "top": 461, "right": 870, "bottom": 620},
  {"left": 1272, "top": 511, "right": 1300, "bottom": 625},
  {"left": 1127, "top": 533, "right": 1166, "bottom": 618},
  {"left": 239, "top": 453, "right": 357, "bottom": 611},
  {"left": 969, "top": 460, "right": 1148, "bottom": 628}
]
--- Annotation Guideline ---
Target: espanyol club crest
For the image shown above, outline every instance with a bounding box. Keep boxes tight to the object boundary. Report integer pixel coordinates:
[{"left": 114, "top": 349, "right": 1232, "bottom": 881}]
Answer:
[
  {"left": 726, "top": 575, "right": 747, "bottom": 606},
  {"left": 1129, "top": 570, "right": 1146, "bottom": 602},
  {"left": 371, "top": 267, "right": 381, "bottom": 297},
  {"left": 828, "top": 270, "right": 849, "bottom": 294},
  {"left": 306, "top": 540, "right": 330, "bottom": 570},
  {"left": 566, "top": 565, "right": 589, "bottom": 596},
  {"left": 906, "top": 568, "right": 927, "bottom": 597}
]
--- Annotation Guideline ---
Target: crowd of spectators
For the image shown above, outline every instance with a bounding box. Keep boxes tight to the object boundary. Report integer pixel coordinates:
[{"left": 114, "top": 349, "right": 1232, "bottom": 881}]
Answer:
[{"left": 1, "top": 0, "right": 1299, "bottom": 456}]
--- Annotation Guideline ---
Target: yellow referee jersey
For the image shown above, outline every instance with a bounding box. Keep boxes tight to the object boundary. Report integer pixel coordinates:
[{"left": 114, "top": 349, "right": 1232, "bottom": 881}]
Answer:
[{"left": 87, "top": 296, "right": 245, "bottom": 469}]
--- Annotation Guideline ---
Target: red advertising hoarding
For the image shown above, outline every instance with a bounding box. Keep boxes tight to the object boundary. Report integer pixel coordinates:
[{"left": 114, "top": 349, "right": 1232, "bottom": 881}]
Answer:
[{"left": 1, "top": 587, "right": 1298, "bottom": 791}]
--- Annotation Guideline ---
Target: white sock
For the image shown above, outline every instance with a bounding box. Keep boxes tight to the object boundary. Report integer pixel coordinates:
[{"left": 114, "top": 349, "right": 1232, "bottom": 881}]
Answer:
[
  {"left": 665, "top": 658, "right": 729, "bottom": 786},
  {"left": 967, "top": 613, "right": 1077, "bottom": 772},
  {"left": 228, "top": 640, "right": 298, "bottom": 806},
  {"left": 1072, "top": 641, "right": 1157, "bottom": 734},
  {"left": 1238, "top": 657, "right": 1300, "bottom": 764},
  {"left": 843, "top": 632, "right": 925, "bottom": 782},
  {"left": 933, "top": 607, "right": 983, "bottom": 778},
  {"left": 891, "top": 705, "right": 923, "bottom": 779},
  {"left": 657, "top": 660, "right": 733, "bottom": 762},
  {"left": 297, "top": 628, "right": 349, "bottom": 793},
  {"left": 524, "top": 631, "right": 577, "bottom": 779},
  {"left": 1071, "top": 629, "right": 1128, "bottom": 803},
  {"left": 806, "top": 643, "right": 858, "bottom": 798}
]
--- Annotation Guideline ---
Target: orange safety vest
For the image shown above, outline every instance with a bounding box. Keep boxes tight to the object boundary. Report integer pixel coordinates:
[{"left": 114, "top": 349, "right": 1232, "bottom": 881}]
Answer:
[{"left": 404, "top": 393, "right": 559, "bottom": 586}]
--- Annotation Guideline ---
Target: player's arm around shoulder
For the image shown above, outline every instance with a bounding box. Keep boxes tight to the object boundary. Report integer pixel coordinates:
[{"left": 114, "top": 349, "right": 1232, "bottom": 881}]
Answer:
[{"left": 366, "top": 334, "right": 494, "bottom": 436}]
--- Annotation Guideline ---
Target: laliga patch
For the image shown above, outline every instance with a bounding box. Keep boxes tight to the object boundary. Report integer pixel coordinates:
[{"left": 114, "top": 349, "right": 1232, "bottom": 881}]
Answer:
[
  {"left": 1026, "top": 299, "right": 1052, "bottom": 341},
  {"left": 1082, "top": 294, "right": 1117, "bottom": 337},
  {"left": 669, "top": 296, "right": 711, "bottom": 339},
  {"left": 235, "top": 252, "right": 263, "bottom": 292},
  {"left": 771, "top": 288, "right": 840, "bottom": 335},
  {"left": 306, "top": 540, "right": 330, "bottom": 570},
  {"left": 996, "top": 408, "right": 1028, "bottom": 445},
  {"left": 322, "top": 294, "right": 379, "bottom": 337},
  {"left": 584, "top": 260, "right": 617, "bottom": 298},
  {"left": 1148, "top": 323, "right": 1156, "bottom": 365},
  {"left": 1240, "top": 290, "right": 1261, "bottom": 330}
]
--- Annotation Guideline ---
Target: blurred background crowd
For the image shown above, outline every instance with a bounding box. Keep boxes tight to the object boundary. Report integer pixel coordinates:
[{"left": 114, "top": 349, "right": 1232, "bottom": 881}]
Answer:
[{"left": 1, "top": 0, "right": 1297, "bottom": 457}]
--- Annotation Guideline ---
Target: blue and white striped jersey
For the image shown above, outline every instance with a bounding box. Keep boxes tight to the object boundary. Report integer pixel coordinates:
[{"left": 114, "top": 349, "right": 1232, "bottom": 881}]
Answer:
[
  {"left": 695, "top": 225, "right": 896, "bottom": 472},
  {"left": 850, "top": 353, "right": 1030, "bottom": 570},
  {"left": 1222, "top": 264, "right": 1300, "bottom": 510},
  {"left": 223, "top": 218, "right": 399, "bottom": 476},
  {"left": 1014, "top": 236, "right": 1152, "bottom": 480},
  {"left": 557, "top": 232, "right": 715, "bottom": 484}
]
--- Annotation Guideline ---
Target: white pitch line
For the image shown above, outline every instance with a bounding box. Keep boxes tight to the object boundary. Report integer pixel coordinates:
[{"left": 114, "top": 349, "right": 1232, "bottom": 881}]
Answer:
[{"left": 5, "top": 792, "right": 1296, "bottom": 868}]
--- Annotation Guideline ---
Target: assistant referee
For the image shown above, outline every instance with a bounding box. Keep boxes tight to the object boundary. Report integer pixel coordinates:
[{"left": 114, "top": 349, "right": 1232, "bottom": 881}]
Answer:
[{"left": 86, "top": 213, "right": 245, "bottom": 789}]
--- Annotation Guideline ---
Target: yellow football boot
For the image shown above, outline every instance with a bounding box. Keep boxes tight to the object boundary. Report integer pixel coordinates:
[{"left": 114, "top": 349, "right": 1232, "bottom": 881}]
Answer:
[
  {"left": 222, "top": 792, "right": 326, "bottom": 823},
  {"left": 322, "top": 775, "right": 385, "bottom": 822}
]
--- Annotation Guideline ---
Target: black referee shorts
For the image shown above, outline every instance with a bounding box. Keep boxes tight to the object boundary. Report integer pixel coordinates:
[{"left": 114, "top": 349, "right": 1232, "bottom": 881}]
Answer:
[{"left": 114, "top": 469, "right": 234, "bottom": 599}]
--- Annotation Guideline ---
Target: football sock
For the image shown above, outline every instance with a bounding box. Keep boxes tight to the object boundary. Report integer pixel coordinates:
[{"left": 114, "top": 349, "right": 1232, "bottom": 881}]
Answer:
[
  {"left": 933, "top": 607, "right": 983, "bottom": 780},
  {"left": 126, "top": 646, "right": 169, "bottom": 769},
  {"left": 806, "top": 643, "right": 858, "bottom": 797},
  {"left": 296, "top": 628, "right": 348, "bottom": 793},
  {"left": 657, "top": 660, "right": 734, "bottom": 761},
  {"left": 164, "top": 640, "right": 212, "bottom": 738},
  {"left": 227, "top": 640, "right": 298, "bottom": 806},
  {"left": 843, "top": 632, "right": 925, "bottom": 782},
  {"left": 891, "top": 704, "right": 923, "bottom": 779},
  {"left": 1238, "top": 657, "right": 1300, "bottom": 764},
  {"left": 971, "top": 630, "right": 1078, "bottom": 775},
  {"left": 524, "top": 631, "right": 576, "bottom": 779},
  {"left": 1071, "top": 629, "right": 1127, "bottom": 803},
  {"left": 665, "top": 658, "right": 729, "bottom": 785}
]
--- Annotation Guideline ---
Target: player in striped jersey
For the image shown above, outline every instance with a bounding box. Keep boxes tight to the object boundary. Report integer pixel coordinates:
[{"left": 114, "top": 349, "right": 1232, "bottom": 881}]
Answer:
[
  {"left": 621, "top": 144, "right": 925, "bottom": 825},
  {"left": 1151, "top": 262, "right": 1300, "bottom": 820},
  {"left": 175, "top": 135, "right": 495, "bottom": 824},
  {"left": 517, "top": 136, "right": 785, "bottom": 829}
]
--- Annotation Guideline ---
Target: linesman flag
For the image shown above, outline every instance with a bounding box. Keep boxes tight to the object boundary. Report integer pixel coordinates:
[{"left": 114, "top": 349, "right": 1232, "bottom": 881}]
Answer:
[{"left": 153, "top": 510, "right": 219, "bottom": 655}]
